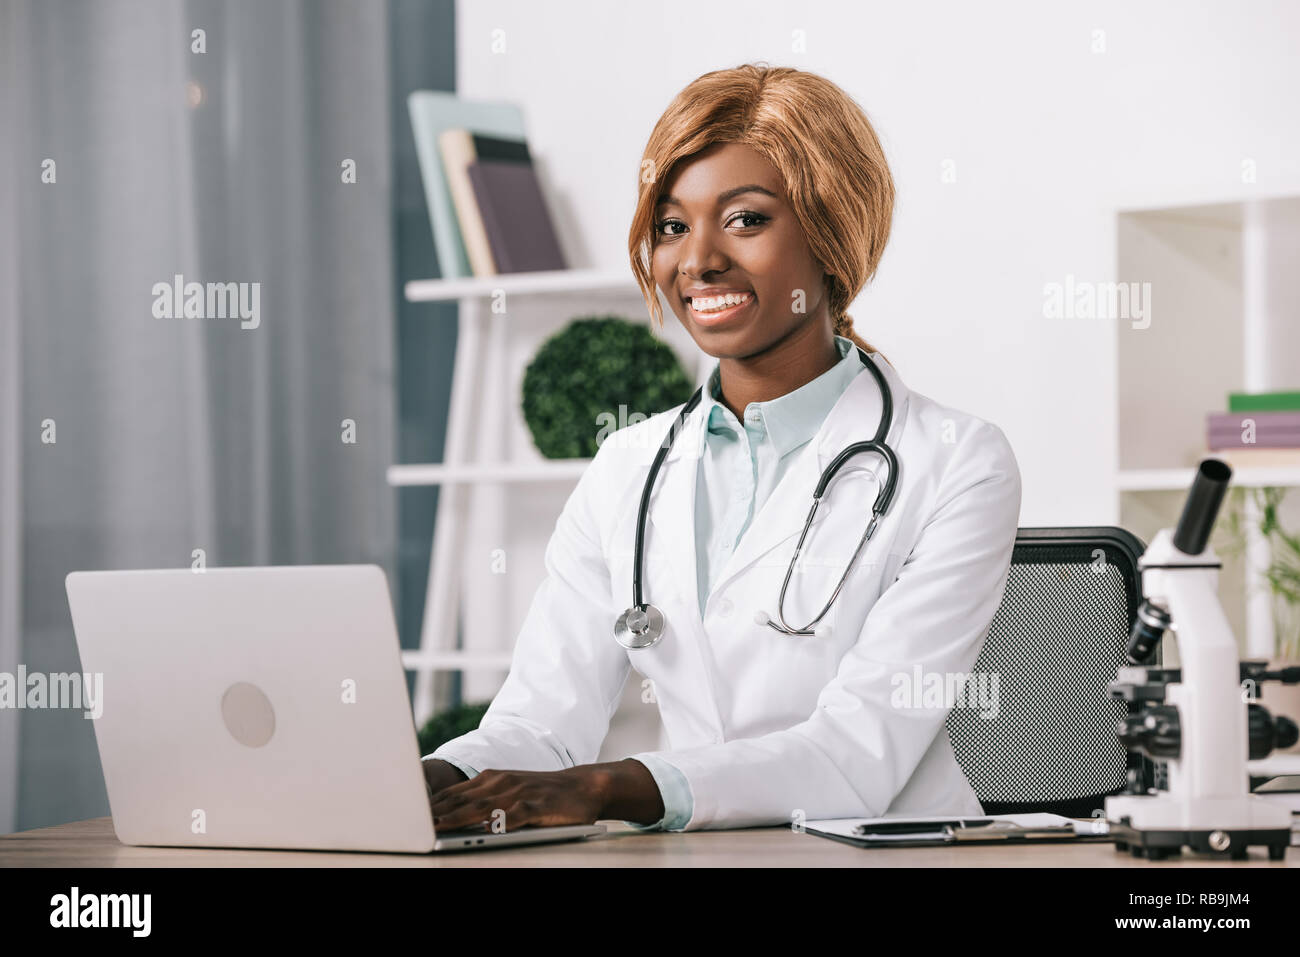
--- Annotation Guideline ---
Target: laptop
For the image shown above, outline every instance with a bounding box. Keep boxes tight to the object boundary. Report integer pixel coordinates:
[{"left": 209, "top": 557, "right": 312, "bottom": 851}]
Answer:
[{"left": 64, "top": 565, "right": 606, "bottom": 854}]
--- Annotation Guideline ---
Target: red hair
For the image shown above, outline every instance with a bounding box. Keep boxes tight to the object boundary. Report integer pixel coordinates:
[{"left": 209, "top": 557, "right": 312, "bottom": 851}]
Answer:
[{"left": 628, "top": 63, "right": 895, "bottom": 357}]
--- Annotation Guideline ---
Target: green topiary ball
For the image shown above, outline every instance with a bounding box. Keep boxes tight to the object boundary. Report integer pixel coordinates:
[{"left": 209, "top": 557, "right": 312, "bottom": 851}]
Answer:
[
  {"left": 417, "top": 701, "right": 491, "bottom": 757},
  {"left": 522, "top": 316, "right": 694, "bottom": 459}
]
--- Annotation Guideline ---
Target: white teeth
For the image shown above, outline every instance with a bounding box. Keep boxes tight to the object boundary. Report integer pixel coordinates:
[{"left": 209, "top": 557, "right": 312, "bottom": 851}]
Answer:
[{"left": 691, "top": 292, "right": 752, "bottom": 313}]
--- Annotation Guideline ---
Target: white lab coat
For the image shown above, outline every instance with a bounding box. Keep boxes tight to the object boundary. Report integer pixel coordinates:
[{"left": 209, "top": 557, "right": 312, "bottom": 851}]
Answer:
[{"left": 433, "top": 352, "right": 1022, "bottom": 829}]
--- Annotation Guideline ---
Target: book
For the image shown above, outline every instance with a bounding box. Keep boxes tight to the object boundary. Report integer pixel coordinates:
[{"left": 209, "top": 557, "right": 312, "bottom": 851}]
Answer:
[
  {"left": 1211, "top": 447, "right": 1300, "bottom": 469},
  {"left": 1229, "top": 390, "right": 1300, "bottom": 413},
  {"left": 438, "top": 130, "right": 533, "bottom": 277},
  {"left": 467, "top": 159, "right": 567, "bottom": 274},
  {"left": 1207, "top": 411, "right": 1300, "bottom": 450},
  {"left": 1208, "top": 436, "right": 1300, "bottom": 451},
  {"left": 407, "top": 92, "right": 526, "bottom": 279},
  {"left": 1208, "top": 411, "right": 1300, "bottom": 430}
]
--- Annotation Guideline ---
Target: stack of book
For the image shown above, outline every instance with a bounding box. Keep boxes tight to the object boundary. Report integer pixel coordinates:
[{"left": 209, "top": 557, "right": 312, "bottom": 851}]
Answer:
[
  {"left": 1207, "top": 390, "right": 1300, "bottom": 470},
  {"left": 408, "top": 91, "right": 567, "bottom": 279}
]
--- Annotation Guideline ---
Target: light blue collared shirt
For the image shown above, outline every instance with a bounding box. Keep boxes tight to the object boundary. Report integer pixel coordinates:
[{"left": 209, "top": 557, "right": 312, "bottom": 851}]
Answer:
[
  {"left": 435, "top": 336, "right": 865, "bottom": 833},
  {"left": 629, "top": 335, "right": 864, "bottom": 831}
]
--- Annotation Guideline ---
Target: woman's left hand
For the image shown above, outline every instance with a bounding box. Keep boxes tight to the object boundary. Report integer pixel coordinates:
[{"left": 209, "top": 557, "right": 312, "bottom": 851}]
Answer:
[{"left": 428, "top": 767, "right": 608, "bottom": 832}]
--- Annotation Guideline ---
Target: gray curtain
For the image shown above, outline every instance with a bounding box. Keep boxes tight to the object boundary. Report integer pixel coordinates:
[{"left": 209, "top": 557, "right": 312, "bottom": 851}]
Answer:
[{"left": 0, "top": 0, "right": 395, "bottom": 832}]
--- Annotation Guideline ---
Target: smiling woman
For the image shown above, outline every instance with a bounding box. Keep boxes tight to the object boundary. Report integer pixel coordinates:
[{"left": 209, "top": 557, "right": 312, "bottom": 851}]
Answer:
[
  {"left": 424, "top": 62, "right": 1022, "bottom": 837},
  {"left": 628, "top": 62, "right": 895, "bottom": 419}
]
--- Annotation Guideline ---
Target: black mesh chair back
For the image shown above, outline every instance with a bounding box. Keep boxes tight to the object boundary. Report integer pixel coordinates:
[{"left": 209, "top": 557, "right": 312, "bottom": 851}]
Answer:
[{"left": 945, "top": 527, "right": 1151, "bottom": 818}]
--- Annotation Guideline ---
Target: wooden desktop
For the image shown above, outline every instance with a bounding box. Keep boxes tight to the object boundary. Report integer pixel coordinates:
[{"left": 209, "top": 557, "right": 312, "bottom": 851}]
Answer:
[{"left": 0, "top": 817, "right": 1293, "bottom": 867}]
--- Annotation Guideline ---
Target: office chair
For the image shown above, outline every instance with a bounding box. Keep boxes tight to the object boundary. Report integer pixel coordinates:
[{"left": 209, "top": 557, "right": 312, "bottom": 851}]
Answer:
[{"left": 945, "top": 526, "right": 1155, "bottom": 818}]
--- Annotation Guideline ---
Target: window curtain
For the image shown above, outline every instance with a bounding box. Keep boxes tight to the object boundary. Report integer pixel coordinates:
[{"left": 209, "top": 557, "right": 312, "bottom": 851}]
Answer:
[{"left": 0, "top": 0, "right": 395, "bottom": 832}]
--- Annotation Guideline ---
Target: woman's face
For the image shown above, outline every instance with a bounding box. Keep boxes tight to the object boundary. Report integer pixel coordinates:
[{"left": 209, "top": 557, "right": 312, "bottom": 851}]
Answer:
[{"left": 650, "top": 142, "right": 831, "bottom": 360}]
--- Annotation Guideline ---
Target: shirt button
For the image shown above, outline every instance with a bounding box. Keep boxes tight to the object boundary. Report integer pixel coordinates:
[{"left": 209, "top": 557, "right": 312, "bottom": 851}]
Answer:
[{"left": 718, "top": 598, "right": 734, "bottom": 617}]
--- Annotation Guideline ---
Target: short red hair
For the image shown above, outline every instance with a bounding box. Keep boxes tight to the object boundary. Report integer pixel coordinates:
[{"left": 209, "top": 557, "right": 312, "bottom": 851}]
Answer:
[{"left": 628, "top": 63, "right": 895, "bottom": 356}]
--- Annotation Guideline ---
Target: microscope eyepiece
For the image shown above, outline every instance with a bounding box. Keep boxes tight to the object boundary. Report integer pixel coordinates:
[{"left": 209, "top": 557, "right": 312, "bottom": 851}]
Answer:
[
  {"left": 1172, "top": 458, "right": 1232, "bottom": 556},
  {"left": 1127, "top": 600, "right": 1171, "bottom": 664}
]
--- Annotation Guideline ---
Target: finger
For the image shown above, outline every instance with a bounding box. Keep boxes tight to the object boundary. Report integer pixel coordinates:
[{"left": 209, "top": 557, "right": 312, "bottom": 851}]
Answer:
[
  {"left": 432, "top": 772, "right": 495, "bottom": 799},
  {"left": 430, "top": 781, "right": 515, "bottom": 819},
  {"left": 500, "top": 800, "right": 546, "bottom": 831},
  {"left": 429, "top": 774, "right": 507, "bottom": 814},
  {"left": 433, "top": 795, "right": 507, "bottom": 832}
]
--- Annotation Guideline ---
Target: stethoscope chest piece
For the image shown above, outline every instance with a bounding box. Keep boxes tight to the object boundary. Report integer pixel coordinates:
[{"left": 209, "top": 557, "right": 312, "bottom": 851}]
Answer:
[{"left": 614, "top": 603, "right": 665, "bottom": 649}]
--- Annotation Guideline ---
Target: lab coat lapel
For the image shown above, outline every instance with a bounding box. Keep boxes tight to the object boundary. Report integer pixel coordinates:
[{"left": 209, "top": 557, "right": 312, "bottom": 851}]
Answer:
[{"left": 706, "top": 353, "right": 911, "bottom": 593}]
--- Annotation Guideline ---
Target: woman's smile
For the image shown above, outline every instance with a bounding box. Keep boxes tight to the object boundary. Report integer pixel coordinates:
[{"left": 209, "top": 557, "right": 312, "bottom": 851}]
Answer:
[{"left": 687, "top": 290, "right": 756, "bottom": 327}]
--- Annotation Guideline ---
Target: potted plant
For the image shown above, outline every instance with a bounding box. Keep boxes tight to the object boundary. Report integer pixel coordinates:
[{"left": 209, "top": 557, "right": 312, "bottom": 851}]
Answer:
[
  {"left": 1220, "top": 486, "right": 1300, "bottom": 752},
  {"left": 417, "top": 701, "right": 491, "bottom": 757},
  {"left": 522, "top": 316, "right": 694, "bottom": 459}
]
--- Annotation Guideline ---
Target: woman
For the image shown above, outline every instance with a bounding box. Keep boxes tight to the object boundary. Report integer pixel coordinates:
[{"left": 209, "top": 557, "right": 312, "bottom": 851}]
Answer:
[{"left": 423, "top": 63, "right": 1021, "bottom": 832}]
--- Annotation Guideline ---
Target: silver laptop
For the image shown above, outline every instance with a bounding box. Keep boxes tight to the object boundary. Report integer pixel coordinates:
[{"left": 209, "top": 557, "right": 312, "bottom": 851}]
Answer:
[{"left": 64, "top": 565, "right": 605, "bottom": 854}]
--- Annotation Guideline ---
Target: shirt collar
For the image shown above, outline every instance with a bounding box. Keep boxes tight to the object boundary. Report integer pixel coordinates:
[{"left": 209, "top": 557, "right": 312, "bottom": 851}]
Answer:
[{"left": 696, "top": 335, "right": 862, "bottom": 459}]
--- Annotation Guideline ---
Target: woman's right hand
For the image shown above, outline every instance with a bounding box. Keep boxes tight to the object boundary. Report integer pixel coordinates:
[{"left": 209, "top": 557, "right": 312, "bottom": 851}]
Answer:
[{"left": 422, "top": 757, "right": 469, "bottom": 801}]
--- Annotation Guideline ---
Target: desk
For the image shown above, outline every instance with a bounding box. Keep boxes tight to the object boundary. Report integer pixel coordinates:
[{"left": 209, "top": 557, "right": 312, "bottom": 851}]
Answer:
[{"left": 1, "top": 817, "right": 1294, "bottom": 867}]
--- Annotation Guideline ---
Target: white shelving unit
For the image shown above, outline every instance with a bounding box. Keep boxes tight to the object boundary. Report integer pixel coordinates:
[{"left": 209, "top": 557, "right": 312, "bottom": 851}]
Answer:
[
  {"left": 1116, "top": 197, "right": 1300, "bottom": 665},
  {"left": 1117, "top": 467, "right": 1300, "bottom": 492},
  {"left": 394, "top": 267, "right": 706, "bottom": 725},
  {"left": 388, "top": 459, "right": 590, "bottom": 486}
]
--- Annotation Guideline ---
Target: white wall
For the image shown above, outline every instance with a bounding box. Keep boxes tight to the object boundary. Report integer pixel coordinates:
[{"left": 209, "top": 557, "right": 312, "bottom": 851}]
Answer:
[{"left": 456, "top": 0, "right": 1300, "bottom": 526}]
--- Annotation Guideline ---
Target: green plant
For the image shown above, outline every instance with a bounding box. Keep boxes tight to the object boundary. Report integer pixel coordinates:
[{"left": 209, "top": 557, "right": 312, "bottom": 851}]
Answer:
[
  {"left": 417, "top": 701, "right": 491, "bottom": 756},
  {"left": 1218, "top": 486, "right": 1300, "bottom": 660},
  {"left": 521, "top": 316, "right": 694, "bottom": 459}
]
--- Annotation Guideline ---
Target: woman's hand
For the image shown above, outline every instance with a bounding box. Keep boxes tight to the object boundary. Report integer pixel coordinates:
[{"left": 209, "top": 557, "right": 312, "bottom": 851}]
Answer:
[
  {"left": 428, "top": 766, "right": 609, "bottom": 832},
  {"left": 427, "top": 759, "right": 666, "bottom": 832},
  {"left": 422, "top": 757, "right": 469, "bottom": 799}
]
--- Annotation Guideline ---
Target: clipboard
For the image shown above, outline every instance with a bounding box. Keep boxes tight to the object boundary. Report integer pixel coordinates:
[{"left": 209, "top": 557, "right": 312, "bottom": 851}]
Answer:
[{"left": 802, "top": 813, "right": 1115, "bottom": 849}]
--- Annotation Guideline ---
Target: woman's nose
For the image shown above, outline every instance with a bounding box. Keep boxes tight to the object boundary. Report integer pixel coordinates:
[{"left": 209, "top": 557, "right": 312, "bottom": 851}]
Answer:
[{"left": 678, "top": 225, "right": 729, "bottom": 278}]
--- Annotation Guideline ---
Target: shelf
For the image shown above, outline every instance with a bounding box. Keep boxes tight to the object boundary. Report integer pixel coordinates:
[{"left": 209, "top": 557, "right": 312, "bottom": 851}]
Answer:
[
  {"left": 1118, "top": 467, "right": 1300, "bottom": 492},
  {"left": 388, "top": 459, "right": 591, "bottom": 486},
  {"left": 404, "top": 267, "right": 641, "bottom": 303},
  {"left": 401, "top": 650, "right": 514, "bottom": 671}
]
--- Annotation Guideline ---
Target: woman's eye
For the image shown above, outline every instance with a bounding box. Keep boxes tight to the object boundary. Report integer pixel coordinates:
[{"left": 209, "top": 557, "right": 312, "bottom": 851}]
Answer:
[{"left": 654, "top": 212, "right": 767, "bottom": 238}]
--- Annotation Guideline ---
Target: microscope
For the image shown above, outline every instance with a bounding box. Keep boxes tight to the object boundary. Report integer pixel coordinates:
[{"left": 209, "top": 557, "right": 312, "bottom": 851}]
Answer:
[{"left": 1106, "top": 458, "right": 1299, "bottom": 861}]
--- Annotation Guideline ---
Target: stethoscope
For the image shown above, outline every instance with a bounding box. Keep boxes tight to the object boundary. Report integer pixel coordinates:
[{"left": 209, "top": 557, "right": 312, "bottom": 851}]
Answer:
[{"left": 614, "top": 347, "right": 899, "bottom": 649}]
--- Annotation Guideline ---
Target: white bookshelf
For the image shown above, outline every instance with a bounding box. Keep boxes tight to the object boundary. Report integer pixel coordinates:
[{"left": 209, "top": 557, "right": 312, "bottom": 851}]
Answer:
[
  {"left": 1117, "top": 196, "right": 1300, "bottom": 665},
  {"left": 393, "top": 267, "right": 706, "bottom": 724},
  {"left": 404, "top": 267, "right": 638, "bottom": 302},
  {"left": 387, "top": 459, "right": 591, "bottom": 486},
  {"left": 1117, "top": 467, "right": 1300, "bottom": 492}
]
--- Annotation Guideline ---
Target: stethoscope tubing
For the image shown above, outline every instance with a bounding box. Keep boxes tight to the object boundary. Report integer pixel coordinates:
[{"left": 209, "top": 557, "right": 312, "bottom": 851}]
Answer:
[{"left": 620, "top": 347, "right": 897, "bottom": 646}]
